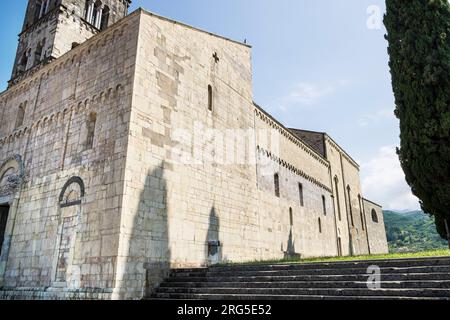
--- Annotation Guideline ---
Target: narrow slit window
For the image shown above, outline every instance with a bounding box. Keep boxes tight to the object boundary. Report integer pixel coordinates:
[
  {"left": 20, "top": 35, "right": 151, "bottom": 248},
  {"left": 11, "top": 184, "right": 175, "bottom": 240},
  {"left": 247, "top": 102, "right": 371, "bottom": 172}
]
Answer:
[
  {"left": 86, "top": 112, "right": 97, "bottom": 149},
  {"left": 15, "top": 103, "right": 26, "bottom": 129},
  {"left": 322, "top": 195, "right": 327, "bottom": 216},
  {"left": 318, "top": 217, "right": 322, "bottom": 233},
  {"left": 347, "top": 185, "right": 354, "bottom": 227},
  {"left": 298, "top": 183, "right": 304, "bottom": 207},
  {"left": 334, "top": 177, "right": 341, "bottom": 221},
  {"left": 208, "top": 85, "right": 213, "bottom": 111},
  {"left": 274, "top": 173, "right": 280, "bottom": 198},
  {"left": 289, "top": 208, "right": 293, "bottom": 226},
  {"left": 358, "top": 195, "right": 365, "bottom": 230}
]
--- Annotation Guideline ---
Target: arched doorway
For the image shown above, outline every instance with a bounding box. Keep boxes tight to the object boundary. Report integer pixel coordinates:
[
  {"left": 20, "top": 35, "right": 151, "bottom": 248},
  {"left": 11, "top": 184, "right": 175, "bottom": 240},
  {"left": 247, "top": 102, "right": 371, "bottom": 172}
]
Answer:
[
  {"left": 0, "top": 205, "right": 9, "bottom": 256},
  {"left": 0, "top": 155, "right": 24, "bottom": 258}
]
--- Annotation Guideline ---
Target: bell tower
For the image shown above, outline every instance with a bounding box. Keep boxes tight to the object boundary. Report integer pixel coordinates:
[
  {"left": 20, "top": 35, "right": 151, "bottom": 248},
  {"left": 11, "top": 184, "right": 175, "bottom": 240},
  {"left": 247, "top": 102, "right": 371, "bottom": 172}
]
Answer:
[{"left": 9, "top": 0, "right": 131, "bottom": 86}]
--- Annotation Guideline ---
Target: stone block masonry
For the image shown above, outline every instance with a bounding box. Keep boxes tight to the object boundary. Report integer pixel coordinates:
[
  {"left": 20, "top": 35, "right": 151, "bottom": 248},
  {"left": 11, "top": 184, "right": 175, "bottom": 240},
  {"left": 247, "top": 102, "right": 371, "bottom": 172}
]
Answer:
[{"left": 0, "top": 5, "right": 388, "bottom": 300}]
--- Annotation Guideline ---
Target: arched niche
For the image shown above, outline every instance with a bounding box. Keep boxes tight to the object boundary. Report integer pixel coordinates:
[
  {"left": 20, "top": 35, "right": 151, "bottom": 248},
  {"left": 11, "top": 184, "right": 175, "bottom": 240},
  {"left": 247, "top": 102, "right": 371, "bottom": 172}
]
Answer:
[
  {"left": 59, "top": 177, "right": 85, "bottom": 208},
  {"left": 0, "top": 155, "right": 25, "bottom": 199}
]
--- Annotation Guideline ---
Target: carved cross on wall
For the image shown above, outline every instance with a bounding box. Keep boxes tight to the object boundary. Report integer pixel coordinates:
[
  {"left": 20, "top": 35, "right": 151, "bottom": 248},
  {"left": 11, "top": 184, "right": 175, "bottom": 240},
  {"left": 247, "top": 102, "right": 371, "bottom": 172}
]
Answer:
[{"left": 213, "top": 52, "right": 220, "bottom": 63}]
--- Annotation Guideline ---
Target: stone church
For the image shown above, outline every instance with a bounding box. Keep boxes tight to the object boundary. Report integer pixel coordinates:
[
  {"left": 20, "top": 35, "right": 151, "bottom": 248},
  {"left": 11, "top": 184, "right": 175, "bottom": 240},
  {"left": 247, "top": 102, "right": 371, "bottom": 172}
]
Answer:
[{"left": 0, "top": 1, "right": 388, "bottom": 299}]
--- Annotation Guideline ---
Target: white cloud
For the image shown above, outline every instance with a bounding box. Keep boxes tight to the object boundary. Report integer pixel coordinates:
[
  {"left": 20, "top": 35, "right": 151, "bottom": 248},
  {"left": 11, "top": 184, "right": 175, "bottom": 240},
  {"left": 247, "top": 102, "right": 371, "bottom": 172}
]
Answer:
[
  {"left": 359, "top": 108, "right": 395, "bottom": 127},
  {"left": 286, "top": 82, "right": 335, "bottom": 106},
  {"left": 361, "top": 145, "right": 420, "bottom": 211},
  {"left": 278, "top": 80, "right": 349, "bottom": 110}
]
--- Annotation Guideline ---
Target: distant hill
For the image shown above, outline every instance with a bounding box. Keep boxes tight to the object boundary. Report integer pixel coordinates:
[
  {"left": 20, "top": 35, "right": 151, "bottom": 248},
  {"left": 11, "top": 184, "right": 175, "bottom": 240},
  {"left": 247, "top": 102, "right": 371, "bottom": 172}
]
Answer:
[{"left": 383, "top": 210, "right": 448, "bottom": 253}]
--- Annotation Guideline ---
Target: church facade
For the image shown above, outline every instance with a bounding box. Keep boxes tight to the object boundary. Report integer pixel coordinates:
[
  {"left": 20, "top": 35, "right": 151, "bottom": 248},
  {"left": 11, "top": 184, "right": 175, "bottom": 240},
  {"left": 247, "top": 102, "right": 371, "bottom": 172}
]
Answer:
[{"left": 0, "top": 1, "right": 388, "bottom": 300}]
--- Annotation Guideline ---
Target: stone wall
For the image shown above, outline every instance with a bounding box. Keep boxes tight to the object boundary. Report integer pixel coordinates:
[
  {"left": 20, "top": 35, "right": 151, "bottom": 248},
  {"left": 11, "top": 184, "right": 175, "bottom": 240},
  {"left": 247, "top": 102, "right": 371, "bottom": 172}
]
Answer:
[
  {"left": 0, "top": 8, "right": 388, "bottom": 300},
  {"left": 115, "top": 11, "right": 259, "bottom": 299},
  {"left": 324, "top": 136, "right": 370, "bottom": 256},
  {"left": 364, "top": 198, "right": 389, "bottom": 254},
  {"left": 0, "top": 11, "right": 140, "bottom": 299}
]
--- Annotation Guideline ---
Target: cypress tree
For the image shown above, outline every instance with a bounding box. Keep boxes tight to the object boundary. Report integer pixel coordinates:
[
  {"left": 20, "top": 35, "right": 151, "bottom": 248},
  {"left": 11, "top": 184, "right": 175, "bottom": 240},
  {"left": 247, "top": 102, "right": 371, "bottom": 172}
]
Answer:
[{"left": 384, "top": 0, "right": 450, "bottom": 243}]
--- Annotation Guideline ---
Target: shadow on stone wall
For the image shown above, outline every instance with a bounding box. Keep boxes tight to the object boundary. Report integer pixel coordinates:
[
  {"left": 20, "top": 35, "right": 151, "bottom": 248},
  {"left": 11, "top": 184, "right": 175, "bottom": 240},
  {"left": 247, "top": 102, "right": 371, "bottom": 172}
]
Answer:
[
  {"left": 142, "top": 162, "right": 171, "bottom": 297},
  {"left": 205, "top": 206, "right": 222, "bottom": 265},
  {"left": 116, "top": 161, "right": 171, "bottom": 299},
  {"left": 284, "top": 228, "right": 300, "bottom": 259}
]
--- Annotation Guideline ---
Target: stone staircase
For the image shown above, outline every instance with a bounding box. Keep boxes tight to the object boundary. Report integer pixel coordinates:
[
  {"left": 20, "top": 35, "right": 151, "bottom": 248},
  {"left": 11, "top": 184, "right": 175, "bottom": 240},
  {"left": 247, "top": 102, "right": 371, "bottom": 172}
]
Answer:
[{"left": 150, "top": 256, "right": 450, "bottom": 300}]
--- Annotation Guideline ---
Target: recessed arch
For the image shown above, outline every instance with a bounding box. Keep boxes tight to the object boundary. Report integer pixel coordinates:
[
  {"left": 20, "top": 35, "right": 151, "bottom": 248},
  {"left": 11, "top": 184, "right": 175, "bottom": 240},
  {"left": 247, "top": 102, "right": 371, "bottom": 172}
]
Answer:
[
  {"left": 0, "top": 155, "right": 25, "bottom": 198},
  {"left": 59, "top": 177, "right": 85, "bottom": 208}
]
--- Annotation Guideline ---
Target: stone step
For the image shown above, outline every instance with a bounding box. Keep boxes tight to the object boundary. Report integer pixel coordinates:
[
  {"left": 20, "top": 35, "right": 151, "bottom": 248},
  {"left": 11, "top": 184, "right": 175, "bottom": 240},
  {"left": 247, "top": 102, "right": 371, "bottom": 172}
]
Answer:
[
  {"left": 150, "top": 258, "right": 450, "bottom": 300},
  {"left": 166, "top": 272, "right": 450, "bottom": 283},
  {"left": 160, "top": 280, "right": 450, "bottom": 289},
  {"left": 172, "top": 257, "right": 450, "bottom": 274},
  {"left": 154, "top": 287, "right": 450, "bottom": 298},
  {"left": 170, "top": 265, "right": 450, "bottom": 278},
  {"left": 150, "top": 293, "right": 450, "bottom": 300}
]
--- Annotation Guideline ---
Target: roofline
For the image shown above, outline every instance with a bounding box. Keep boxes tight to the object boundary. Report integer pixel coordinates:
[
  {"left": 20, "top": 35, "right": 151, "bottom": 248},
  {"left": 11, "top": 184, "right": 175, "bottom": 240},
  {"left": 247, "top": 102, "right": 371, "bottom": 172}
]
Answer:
[
  {"left": 288, "top": 128, "right": 326, "bottom": 136},
  {"left": 286, "top": 128, "right": 360, "bottom": 169},
  {"left": 323, "top": 134, "right": 360, "bottom": 169},
  {"left": 253, "top": 102, "right": 330, "bottom": 164},
  {"left": 140, "top": 8, "right": 252, "bottom": 49},
  {"left": 362, "top": 197, "right": 383, "bottom": 208}
]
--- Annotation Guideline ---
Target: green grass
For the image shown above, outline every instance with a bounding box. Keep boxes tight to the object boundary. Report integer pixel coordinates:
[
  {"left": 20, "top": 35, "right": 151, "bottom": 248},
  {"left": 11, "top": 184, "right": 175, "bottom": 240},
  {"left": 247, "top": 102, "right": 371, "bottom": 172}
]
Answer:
[{"left": 219, "top": 249, "right": 450, "bottom": 266}]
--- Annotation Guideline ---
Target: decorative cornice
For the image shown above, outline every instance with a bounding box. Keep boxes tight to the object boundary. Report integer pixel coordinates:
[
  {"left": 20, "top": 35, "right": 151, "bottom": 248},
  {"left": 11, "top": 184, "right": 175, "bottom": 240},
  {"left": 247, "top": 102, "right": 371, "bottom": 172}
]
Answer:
[
  {"left": 0, "top": 84, "right": 124, "bottom": 146},
  {"left": 324, "top": 135, "right": 360, "bottom": 170},
  {"left": 254, "top": 105, "right": 330, "bottom": 168},
  {"left": 257, "top": 146, "right": 332, "bottom": 193}
]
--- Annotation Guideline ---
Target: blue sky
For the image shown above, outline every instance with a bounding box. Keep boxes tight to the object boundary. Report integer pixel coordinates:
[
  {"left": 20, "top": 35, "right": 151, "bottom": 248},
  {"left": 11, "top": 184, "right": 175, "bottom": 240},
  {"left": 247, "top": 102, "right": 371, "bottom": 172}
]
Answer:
[{"left": 0, "top": 0, "right": 420, "bottom": 210}]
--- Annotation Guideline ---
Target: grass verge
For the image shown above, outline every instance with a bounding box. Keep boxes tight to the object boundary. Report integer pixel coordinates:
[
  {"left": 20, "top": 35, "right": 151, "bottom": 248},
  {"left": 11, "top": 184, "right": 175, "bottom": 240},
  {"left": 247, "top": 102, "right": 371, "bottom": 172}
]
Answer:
[{"left": 219, "top": 249, "right": 450, "bottom": 266}]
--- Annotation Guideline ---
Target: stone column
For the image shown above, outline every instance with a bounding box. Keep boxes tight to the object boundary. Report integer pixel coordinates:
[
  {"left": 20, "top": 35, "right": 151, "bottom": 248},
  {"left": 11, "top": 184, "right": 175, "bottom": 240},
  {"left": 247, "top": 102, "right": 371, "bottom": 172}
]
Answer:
[
  {"left": 95, "top": 6, "right": 103, "bottom": 29},
  {"left": 38, "top": 1, "right": 45, "bottom": 18},
  {"left": 87, "top": 1, "right": 95, "bottom": 24}
]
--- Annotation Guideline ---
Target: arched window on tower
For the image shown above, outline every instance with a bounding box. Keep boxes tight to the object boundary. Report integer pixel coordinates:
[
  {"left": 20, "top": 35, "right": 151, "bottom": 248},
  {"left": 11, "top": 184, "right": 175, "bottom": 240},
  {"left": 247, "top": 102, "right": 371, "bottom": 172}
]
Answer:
[
  {"left": 42, "top": 0, "right": 50, "bottom": 16},
  {"left": 18, "top": 51, "right": 29, "bottom": 73},
  {"left": 93, "top": 1, "right": 103, "bottom": 29},
  {"left": 85, "top": 0, "right": 92, "bottom": 22},
  {"left": 35, "top": 0, "right": 50, "bottom": 22},
  {"left": 100, "top": 6, "right": 110, "bottom": 30},
  {"left": 85, "top": 0, "right": 102, "bottom": 26},
  {"left": 34, "top": 0, "right": 43, "bottom": 22},
  {"left": 34, "top": 39, "right": 45, "bottom": 65},
  {"left": 15, "top": 103, "right": 26, "bottom": 129},
  {"left": 371, "top": 209, "right": 379, "bottom": 223}
]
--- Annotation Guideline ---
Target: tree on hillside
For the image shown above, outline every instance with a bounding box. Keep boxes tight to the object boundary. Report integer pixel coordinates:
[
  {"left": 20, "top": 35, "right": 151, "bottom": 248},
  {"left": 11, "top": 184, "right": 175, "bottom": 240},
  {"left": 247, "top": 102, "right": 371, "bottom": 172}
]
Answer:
[{"left": 384, "top": 0, "right": 450, "bottom": 247}]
